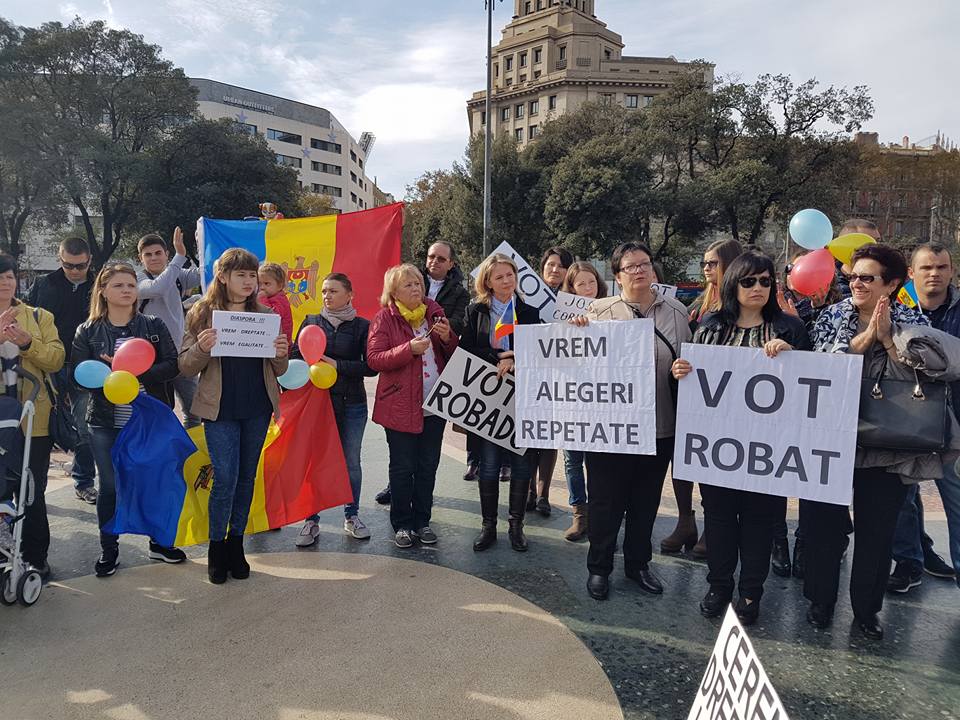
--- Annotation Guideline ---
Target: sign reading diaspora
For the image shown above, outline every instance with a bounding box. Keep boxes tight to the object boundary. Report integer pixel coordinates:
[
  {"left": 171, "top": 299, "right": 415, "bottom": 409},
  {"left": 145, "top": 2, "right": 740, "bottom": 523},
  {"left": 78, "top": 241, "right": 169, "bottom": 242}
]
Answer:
[
  {"left": 672, "top": 344, "right": 862, "bottom": 506},
  {"left": 211, "top": 310, "right": 281, "bottom": 358},
  {"left": 471, "top": 241, "right": 557, "bottom": 323},
  {"left": 423, "top": 347, "right": 522, "bottom": 454},
  {"left": 514, "top": 319, "right": 657, "bottom": 455}
]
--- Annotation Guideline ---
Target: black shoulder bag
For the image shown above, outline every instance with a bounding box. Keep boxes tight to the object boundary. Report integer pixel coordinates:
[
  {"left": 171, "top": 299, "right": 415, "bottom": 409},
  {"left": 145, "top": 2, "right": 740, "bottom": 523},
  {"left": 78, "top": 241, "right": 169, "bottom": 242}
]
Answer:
[
  {"left": 858, "top": 354, "right": 951, "bottom": 453},
  {"left": 30, "top": 309, "right": 80, "bottom": 452}
]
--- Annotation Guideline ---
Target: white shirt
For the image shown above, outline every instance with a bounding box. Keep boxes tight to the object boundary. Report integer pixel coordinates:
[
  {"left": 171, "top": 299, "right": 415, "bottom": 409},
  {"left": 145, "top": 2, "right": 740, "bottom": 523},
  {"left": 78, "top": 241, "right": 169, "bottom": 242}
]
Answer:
[{"left": 427, "top": 276, "right": 444, "bottom": 300}]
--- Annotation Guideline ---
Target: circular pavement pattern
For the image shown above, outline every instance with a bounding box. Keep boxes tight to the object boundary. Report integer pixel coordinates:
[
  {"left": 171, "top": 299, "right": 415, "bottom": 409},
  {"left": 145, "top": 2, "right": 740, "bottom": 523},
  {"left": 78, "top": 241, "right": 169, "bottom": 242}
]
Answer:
[{"left": 1, "top": 552, "right": 622, "bottom": 720}]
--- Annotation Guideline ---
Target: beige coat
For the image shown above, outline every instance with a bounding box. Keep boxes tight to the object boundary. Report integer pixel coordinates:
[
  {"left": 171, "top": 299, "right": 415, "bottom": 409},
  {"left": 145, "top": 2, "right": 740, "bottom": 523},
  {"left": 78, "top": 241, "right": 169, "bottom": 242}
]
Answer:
[
  {"left": 10, "top": 302, "right": 66, "bottom": 437},
  {"left": 587, "top": 292, "right": 693, "bottom": 438},
  {"left": 179, "top": 304, "right": 289, "bottom": 421}
]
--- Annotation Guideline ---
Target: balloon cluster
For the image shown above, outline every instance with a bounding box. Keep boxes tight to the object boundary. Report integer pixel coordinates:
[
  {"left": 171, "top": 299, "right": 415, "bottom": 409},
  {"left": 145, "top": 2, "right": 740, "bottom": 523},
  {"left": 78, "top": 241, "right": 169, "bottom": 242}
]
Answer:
[
  {"left": 787, "top": 209, "right": 877, "bottom": 297},
  {"left": 74, "top": 338, "right": 155, "bottom": 404},
  {"left": 277, "top": 325, "right": 337, "bottom": 390}
]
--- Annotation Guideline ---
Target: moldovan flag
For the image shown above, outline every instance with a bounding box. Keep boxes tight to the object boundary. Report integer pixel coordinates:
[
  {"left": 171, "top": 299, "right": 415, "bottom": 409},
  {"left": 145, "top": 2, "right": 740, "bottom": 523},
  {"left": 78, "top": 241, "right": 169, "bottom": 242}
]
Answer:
[
  {"left": 897, "top": 279, "right": 920, "bottom": 309},
  {"left": 198, "top": 203, "right": 403, "bottom": 333},
  {"left": 106, "top": 389, "right": 353, "bottom": 547}
]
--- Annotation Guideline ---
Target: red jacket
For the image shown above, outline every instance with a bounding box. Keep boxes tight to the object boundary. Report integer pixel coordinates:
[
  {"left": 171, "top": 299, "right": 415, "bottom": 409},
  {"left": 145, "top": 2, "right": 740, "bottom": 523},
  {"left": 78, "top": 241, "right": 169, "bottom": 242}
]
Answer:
[
  {"left": 259, "top": 291, "right": 293, "bottom": 343},
  {"left": 367, "top": 299, "right": 458, "bottom": 434}
]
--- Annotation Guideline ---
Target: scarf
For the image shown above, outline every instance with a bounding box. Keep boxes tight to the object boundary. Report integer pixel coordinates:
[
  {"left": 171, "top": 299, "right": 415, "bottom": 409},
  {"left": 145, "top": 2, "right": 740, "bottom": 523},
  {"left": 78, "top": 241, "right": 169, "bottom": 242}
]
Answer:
[
  {"left": 812, "top": 297, "right": 928, "bottom": 353},
  {"left": 320, "top": 301, "right": 357, "bottom": 329},
  {"left": 395, "top": 301, "right": 427, "bottom": 329}
]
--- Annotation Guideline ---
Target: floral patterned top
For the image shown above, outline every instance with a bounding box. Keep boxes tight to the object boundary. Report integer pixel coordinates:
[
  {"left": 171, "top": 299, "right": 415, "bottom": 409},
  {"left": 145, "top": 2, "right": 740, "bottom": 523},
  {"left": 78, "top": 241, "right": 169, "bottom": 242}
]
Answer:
[{"left": 812, "top": 297, "right": 928, "bottom": 356}]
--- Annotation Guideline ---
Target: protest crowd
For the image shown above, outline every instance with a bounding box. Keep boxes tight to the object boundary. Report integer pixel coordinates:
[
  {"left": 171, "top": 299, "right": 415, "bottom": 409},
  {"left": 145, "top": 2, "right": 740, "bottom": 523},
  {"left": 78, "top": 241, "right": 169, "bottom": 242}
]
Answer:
[{"left": 1, "top": 215, "right": 959, "bottom": 644}]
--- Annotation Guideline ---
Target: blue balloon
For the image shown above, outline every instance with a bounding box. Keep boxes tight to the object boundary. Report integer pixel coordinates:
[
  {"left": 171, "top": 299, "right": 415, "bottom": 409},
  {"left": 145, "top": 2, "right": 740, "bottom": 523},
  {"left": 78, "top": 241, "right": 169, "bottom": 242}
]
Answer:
[
  {"left": 74, "top": 360, "right": 111, "bottom": 389},
  {"left": 278, "top": 359, "right": 310, "bottom": 390},
  {"left": 789, "top": 209, "right": 834, "bottom": 250}
]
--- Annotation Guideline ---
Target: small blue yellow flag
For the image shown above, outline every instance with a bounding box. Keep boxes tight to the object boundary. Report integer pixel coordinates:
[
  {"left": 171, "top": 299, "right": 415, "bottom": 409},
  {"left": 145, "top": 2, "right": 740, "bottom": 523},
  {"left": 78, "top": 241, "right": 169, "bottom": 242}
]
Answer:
[{"left": 897, "top": 280, "right": 919, "bottom": 309}]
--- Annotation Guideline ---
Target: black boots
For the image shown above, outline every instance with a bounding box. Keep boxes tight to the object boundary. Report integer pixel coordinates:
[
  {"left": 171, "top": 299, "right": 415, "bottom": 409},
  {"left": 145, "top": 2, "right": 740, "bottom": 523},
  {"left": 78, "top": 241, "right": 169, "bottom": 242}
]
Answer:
[
  {"left": 208, "top": 540, "right": 228, "bottom": 584},
  {"left": 792, "top": 538, "right": 806, "bottom": 579},
  {"left": 473, "top": 477, "right": 499, "bottom": 552},
  {"left": 508, "top": 475, "right": 528, "bottom": 552},
  {"left": 226, "top": 534, "right": 250, "bottom": 579},
  {"left": 771, "top": 537, "right": 792, "bottom": 577}
]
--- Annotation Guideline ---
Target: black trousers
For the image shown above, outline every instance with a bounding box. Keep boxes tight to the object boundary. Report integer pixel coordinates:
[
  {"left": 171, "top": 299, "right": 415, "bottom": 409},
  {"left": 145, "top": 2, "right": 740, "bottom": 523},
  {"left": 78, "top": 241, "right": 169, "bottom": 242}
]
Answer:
[
  {"left": 1, "top": 436, "right": 54, "bottom": 567},
  {"left": 585, "top": 437, "right": 673, "bottom": 577},
  {"left": 700, "top": 484, "right": 786, "bottom": 600},
  {"left": 802, "top": 467, "right": 909, "bottom": 618},
  {"left": 384, "top": 415, "right": 446, "bottom": 532}
]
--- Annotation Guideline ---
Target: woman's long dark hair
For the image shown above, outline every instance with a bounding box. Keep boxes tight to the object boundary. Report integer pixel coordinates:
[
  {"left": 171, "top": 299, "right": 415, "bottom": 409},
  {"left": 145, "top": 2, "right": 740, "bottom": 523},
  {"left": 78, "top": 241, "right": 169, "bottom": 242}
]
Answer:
[{"left": 717, "top": 251, "right": 782, "bottom": 326}]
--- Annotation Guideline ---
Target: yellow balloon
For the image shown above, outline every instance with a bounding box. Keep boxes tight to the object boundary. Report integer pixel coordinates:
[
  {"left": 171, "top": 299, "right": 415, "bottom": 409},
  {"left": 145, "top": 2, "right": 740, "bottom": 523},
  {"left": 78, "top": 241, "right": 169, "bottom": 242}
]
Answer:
[
  {"left": 827, "top": 233, "right": 876, "bottom": 266},
  {"left": 309, "top": 362, "right": 337, "bottom": 389},
  {"left": 103, "top": 370, "right": 140, "bottom": 404}
]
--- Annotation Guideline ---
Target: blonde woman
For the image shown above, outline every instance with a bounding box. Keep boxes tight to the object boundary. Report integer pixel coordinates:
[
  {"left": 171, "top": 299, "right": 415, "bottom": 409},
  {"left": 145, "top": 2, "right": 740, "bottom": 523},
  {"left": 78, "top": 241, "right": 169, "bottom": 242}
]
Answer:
[
  {"left": 180, "top": 248, "right": 289, "bottom": 584},
  {"left": 367, "top": 264, "right": 458, "bottom": 549}
]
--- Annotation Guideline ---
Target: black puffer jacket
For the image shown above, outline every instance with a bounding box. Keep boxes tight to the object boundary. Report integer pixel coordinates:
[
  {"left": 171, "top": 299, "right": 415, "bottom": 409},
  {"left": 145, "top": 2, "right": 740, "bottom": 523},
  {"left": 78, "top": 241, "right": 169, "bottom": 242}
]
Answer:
[
  {"left": 424, "top": 264, "right": 470, "bottom": 336},
  {"left": 459, "top": 295, "right": 541, "bottom": 365},
  {"left": 71, "top": 314, "right": 180, "bottom": 428},
  {"left": 293, "top": 314, "right": 377, "bottom": 411}
]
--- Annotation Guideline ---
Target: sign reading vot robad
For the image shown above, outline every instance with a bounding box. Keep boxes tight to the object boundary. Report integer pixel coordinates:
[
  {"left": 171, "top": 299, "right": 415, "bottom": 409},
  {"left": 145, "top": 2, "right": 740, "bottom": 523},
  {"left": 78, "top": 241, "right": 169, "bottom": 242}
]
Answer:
[
  {"left": 470, "top": 241, "right": 557, "bottom": 323},
  {"left": 687, "top": 606, "right": 790, "bottom": 720},
  {"left": 422, "top": 347, "right": 522, "bottom": 454},
  {"left": 515, "top": 319, "right": 657, "bottom": 455},
  {"left": 672, "top": 344, "right": 862, "bottom": 506}
]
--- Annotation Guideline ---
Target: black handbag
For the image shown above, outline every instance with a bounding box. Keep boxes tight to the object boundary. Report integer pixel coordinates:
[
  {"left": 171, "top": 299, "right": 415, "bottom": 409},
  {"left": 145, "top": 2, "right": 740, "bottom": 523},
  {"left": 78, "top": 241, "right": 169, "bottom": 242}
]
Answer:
[
  {"left": 42, "top": 372, "right": 81, "bottom": 452},
  {"left": 857, "top": 355, "right": 951, "bottom": 452}
]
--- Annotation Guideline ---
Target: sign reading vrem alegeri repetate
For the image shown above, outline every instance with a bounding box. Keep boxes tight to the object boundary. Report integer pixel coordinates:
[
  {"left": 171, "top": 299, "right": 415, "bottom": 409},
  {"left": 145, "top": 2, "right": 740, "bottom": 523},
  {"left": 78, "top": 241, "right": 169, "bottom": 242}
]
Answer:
[
  {"left": 515, "top": 320, "right": 657, "bottom": 455},
  {"left": 672, "top": 344, "right": 863, "bottom": 506}
]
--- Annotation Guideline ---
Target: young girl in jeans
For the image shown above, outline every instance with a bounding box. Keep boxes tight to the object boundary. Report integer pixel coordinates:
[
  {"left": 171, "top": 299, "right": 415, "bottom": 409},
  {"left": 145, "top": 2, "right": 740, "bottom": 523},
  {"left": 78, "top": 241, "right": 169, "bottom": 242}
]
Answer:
[{"left": 179, "top": 249, "right": 289, "bottom": 584}]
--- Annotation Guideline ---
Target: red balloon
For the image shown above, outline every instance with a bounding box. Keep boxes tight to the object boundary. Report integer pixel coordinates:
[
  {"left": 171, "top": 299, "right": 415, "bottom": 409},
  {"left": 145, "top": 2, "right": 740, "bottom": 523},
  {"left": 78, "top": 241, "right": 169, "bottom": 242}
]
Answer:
[
  {"left": 298, "top": 325, "right": 327, "bottom": 364},
  {"left": 790, "top": 248, "right": 836, "bottom": 297},
  {"left": 112, "top": 338, "right": 156, "bottom": 376}
]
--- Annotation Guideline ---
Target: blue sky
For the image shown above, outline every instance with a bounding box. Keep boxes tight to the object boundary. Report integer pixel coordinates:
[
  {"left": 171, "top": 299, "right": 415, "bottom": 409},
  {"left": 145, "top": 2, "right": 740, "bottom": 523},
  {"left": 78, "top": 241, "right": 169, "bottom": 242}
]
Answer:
[{"left": 4, "top": 0, "right": 956, "bottom": 198}]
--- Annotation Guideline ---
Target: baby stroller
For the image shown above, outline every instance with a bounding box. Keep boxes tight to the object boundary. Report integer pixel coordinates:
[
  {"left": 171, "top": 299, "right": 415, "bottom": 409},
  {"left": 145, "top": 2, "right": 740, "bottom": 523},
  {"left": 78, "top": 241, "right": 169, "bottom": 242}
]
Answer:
[{"left": 0, "top": 367, "right": 43, "bottom": 607}]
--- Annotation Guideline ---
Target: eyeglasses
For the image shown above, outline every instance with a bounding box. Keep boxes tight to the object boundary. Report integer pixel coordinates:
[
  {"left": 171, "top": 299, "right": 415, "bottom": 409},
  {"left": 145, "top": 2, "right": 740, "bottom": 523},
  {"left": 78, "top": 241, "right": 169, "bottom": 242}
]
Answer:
[
  {"left": 700, "top": 260, "right": 719, "bottom": 269},
  {"left": 61, "top": 260, "right": 90, "bottom": 271},
  {"left": 619, "top": 262, "right": 653, "bottom": 275},
  {"left": 426, "top": 254, "right": 450, "bottom": 262},
  {"left": 848, "top": 274, "right": 878, "bottom": 284},
  {"left": 737, "top": 276, "right": 773, "bottom": 289}
]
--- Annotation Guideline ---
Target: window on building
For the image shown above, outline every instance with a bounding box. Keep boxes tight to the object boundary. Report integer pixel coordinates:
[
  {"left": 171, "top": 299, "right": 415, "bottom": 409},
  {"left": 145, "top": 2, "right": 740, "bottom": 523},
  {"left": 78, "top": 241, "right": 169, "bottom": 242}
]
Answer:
[
  {"left": 235, "top": 121, "right": 257, "bottom": 135},
  {"left": 506, "top": 78, "right": 513, "bottom": 87},
  {"left": 351, "top": 192, "right": 358, "bottom": 204},
  {"left": 515, "top": 103, "right": 524, "bottom": 119},
  {"left": 519, "top": 52, "right": 528, "bottom": 68},
  {"left": 548, "top": 95, "right": 557, "bottom": 110},
  {"left": 359, "top": 158, "right": 364, "bottom": 169},
  {"left": 558, "top": 45, "right": 566, "bottom": 61},
  {"left": 351, "top": 171, "right": 358, "bottom": 184},
  {"left": 311, "top": 161, "right": 342, "bottom": 175},
  {"left": 515, "top": 128, "right": 524, "bottom": 142},
  {"left": 519, "top": 74, "right": 526, "bottom": 83},
  {"left": 495, "top": 63, "right": 499, "bottom": 77},
  {"left": 533, "top": 47, "right": 542, "bottom": 63},
  {"left": 895, "top": 220, "right": 904, "bottom": 235},
  {"left": 312, "top": 183, "right": 342, "bottom": 198},
  {"left": 276, "top": 154, "right": 302, "bottom": 168},
  {"left": 536, "top": 0, "right": 543, "bottom": 8},
  {"left": 599, "top": 93, "right": 614, "bottom": 105},
  {"left": 505, "top": 56, "right": 514, "bottom": 71},
  {"left": 642, "top": 95, "right": 654, "bottom": 107},
  {"left": 481, "top": 111, "right": 487, "bottom": 126},
  {"left": 501, "top": 107, "right": 510, "bottom": 122},
  {"left": 311, "top": 138, "right": 342, "bottom": 153},
  {"left": 267, "top": 128, "right": 302, "bottom": 144},
  {"left": 524, "top": 1, "right": 531, "bottom": 13},
  {"left": 533, "top": 70, "right": 541, "bottom": 79},
  {"left": 625, "top": 94, "right": 639, "bottom": 109},
  {"left": 529, "top": 125, "right": 539, "bottom": 139},
  {"left": 604, "top": 48, "right": 612, "bottom": 60},
  {"left": 350, "top": 150, "right": 358, "bottom": 162},
  {"left": 530, "top": 99, "right": 539, "bottom": 115}
]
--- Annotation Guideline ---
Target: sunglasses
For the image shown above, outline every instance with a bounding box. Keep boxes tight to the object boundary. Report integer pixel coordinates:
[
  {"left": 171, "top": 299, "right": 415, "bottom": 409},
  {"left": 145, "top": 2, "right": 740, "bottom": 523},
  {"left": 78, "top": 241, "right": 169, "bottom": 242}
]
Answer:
[
  {"left": 426, "top": 254, "right": 451, "bottom": 262},
  {"left": 700, "top": 260, "right": 719, "bottom": 269},
  {"left": 848, "top": 274, "right": 878, "bottom": 284},
  {"left": 738, "top": 276, "right": 773, "bottom": 289},
  {"left": 61, "top": 260, "right": 90, "bottom": 271}
]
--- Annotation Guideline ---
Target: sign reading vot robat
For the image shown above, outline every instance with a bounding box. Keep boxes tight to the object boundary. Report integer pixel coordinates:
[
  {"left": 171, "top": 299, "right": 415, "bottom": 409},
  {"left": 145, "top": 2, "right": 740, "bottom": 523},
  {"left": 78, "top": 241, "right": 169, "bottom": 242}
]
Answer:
[
  {"left": 515, "top": 320, "right": 657, "bottom": 455},
  {"left": 211, "top": 311, "right": 281, "bottom": 358},
  {"left": 673, "top": 344, "right": 862, "bottom": 506},
  {"left": 470, "top": 241, "right": 557, "bottom": 323},
  {"left": 687, "top": 606, "right": 790, "bottom": 720},
  {"left": 422, "top": 347, "right": 522, "bottom": 454}
]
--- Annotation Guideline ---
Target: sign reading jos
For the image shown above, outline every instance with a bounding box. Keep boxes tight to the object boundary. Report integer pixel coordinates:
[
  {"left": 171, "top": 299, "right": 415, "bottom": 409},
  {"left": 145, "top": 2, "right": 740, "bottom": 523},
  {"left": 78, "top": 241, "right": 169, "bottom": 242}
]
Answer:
[
  {"left": 687, "top": 606, "right": 789, "bottom": 720},
  {"left": 673, "top": 344, "right": 862, "bottom": 506},
  {"left": 211, "top": 310, "right": 281, "bottom": 358},
  {"left": 515, "top": 320, "right": 657, "bottom": 455},
  {"left": 471, "top": 241, "right": 557, "bottom": 323},
  {"left": 423, "top": 347, "right": 521, "bottom": 454},
  {"left": 552, "top": 290, "right": 593, "bottom": 322}
]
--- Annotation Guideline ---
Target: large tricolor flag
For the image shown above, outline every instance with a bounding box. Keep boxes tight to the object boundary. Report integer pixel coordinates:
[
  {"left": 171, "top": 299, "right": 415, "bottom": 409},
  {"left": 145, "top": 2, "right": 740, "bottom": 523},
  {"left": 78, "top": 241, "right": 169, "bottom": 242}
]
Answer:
[{"left": 198, "top": 203, "right": 403, "bottom": 332}]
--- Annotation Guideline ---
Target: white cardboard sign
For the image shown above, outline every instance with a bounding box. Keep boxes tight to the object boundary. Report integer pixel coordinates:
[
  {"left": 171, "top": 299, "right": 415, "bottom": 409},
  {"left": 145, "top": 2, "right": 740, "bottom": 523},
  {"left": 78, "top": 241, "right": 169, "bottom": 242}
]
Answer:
[
  {"left": 672, "top": 344, "right": 862, "bottom": 506},
  {"left": 471, "top": 241, "right": 557, "bottom": 323},
  {"left": 422, "top": 347, "right": 522, "bottom": 454},
  {"left": 514, "top": 319, "right": 657, "bottom": 455},
  {"left": 687, "top": 606, "right": 790, "bottom": 720},
  {"left": 552, "top": 290, "right": 593, "bottom": 322},
  {"left": 652, "top": 282, "right": 678, "bottom": 298},
  {"left": 211, "top": 310, "right": 281, "bottom": 358}
]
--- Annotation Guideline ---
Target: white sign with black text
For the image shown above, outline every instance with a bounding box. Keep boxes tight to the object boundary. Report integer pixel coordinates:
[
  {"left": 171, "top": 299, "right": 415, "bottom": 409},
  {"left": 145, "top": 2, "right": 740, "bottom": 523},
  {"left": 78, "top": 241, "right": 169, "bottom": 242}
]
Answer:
[
  {"left": 470, "top": 241, "right": 557, "bottom": 323},
  {"left": 211, "top": 310, "right": 281, "bottom": 358},
  {"left": 672, "top": 344, "right": 862, "bottom": 506},
  {"left": 551, "top": 290, "right": 593, "bottom": 322},
  {"left": 651, "top": 282, "right": 678, "bottom": 299},
  {"left": 422, "top": 347, "right": 522, "bottom": 454},
  {"left": 515, "top": 320, "right": 657, "bottom": 455},
  {"left": 687, "top": 606, "right": 790, "bottom": 720}
]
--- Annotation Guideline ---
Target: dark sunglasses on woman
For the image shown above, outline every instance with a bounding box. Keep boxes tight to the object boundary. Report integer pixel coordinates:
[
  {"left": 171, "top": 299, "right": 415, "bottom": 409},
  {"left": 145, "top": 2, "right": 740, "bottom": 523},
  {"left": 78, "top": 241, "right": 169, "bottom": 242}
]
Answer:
[
  {"left": 738, "top": 276, "right": 773, "bottom": 289},
  {"left": 848, "top": 274, "right": 877, "bottom": 284}
]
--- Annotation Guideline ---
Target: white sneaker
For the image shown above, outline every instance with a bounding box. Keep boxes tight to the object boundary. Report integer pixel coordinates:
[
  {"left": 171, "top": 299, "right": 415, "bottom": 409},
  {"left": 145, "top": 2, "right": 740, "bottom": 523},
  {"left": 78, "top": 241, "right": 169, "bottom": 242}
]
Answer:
[
  {"left": 295, "top": 520, "right": 320, "bottom": 547},
  {"left": 344, "top": 515, "right": 371, "bottom": 540}
]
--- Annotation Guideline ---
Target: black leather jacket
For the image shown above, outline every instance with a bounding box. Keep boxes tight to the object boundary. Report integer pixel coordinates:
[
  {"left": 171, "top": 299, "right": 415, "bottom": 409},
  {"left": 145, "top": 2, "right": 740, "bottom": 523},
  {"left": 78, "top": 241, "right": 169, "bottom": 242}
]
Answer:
[
  {"left": 292, "top": 314, "right": 376, "bottom": 410},
  {"left": 423, "top": 265, "right": 470, "bottom": 336},
  {"left": 71, "top": 314, "right": 180, "bottom": 428},
  {"left": 459, "top": 295, "right": 541, "bottom": 365}
]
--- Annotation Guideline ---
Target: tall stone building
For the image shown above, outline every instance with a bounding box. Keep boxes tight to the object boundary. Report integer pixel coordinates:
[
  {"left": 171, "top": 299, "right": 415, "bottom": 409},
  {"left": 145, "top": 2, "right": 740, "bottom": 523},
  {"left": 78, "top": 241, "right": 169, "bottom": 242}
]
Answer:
[{"left": 467, "top": 0, "right": 711, "bottom": 145}]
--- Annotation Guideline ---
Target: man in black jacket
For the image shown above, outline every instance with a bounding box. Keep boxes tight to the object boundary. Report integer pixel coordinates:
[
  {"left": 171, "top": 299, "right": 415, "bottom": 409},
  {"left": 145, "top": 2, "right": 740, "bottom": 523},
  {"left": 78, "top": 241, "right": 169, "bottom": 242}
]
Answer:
[{"left": 26, "top": 237, "right": 97, "bottom": 504}]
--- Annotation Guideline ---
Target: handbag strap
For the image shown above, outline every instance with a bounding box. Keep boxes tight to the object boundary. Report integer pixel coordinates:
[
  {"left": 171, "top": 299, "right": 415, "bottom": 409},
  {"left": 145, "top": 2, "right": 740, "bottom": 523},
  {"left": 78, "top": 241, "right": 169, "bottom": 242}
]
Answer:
[{"left": 871, "top": 350, "right": 926, "bottom": 401}]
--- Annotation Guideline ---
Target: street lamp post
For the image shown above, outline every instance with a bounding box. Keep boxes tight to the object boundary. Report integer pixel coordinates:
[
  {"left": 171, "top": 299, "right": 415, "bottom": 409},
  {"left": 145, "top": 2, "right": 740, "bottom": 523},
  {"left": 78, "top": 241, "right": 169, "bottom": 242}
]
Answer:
[{"left": 482, "top": 1, "right": 499, "bottom": 257}]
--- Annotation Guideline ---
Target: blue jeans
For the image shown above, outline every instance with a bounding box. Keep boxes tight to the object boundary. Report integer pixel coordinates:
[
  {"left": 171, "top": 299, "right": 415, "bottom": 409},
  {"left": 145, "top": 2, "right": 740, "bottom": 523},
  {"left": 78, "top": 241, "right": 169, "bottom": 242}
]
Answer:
[
  {"left": 479, "top": 440, "right": 530, "bottom": 485},
  {"left": 55, "top": 367, "right": 96, "bottom": 489},
  {"left": 307, "top": 402, "right": 367, "bottom": 521},
  {"left": 893, "top": 462, "right": 960, "bottom": 577},
  {"left": 204, "top": 413, "right": 272, "bottom": 541},
  {"left": 563, "top": 449, "right": 588, "bottom": 506}
]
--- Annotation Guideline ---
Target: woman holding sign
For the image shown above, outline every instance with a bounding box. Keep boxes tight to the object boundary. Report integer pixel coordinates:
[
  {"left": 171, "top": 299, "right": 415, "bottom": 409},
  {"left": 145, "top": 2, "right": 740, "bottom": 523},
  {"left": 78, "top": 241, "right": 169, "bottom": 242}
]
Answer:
[
  {"left": 367, "top": 264, "right": 458, "bottom": 549},
  {"left": 671, "top": 251, "right": 810, "bottom": 626},
  {"left": 73, "top": 262, "right": 181, "bottom": 577},
  {"left": 461, "top": 253, "right": 541, "bottom": 552},
  {"left": 180, "top": 249, "right": 289, "bottom": 584},
  {"left": 571, "top": 242, "right": 692, "bottom": 601}
]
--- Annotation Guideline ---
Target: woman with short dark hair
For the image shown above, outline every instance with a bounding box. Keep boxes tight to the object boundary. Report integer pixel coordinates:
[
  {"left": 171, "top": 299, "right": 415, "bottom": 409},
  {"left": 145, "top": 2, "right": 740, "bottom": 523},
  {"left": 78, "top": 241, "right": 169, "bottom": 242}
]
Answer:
[{"left": 672, "top": 251, "right": 810, "bottom": 625}]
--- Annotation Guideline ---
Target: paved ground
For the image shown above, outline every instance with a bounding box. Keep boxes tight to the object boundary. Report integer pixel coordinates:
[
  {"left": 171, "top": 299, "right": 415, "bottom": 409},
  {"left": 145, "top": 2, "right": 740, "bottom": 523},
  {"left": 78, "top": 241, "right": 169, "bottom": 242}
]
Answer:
[{"left": 2, "top": 416, "right": 958, "bottom": 720}]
